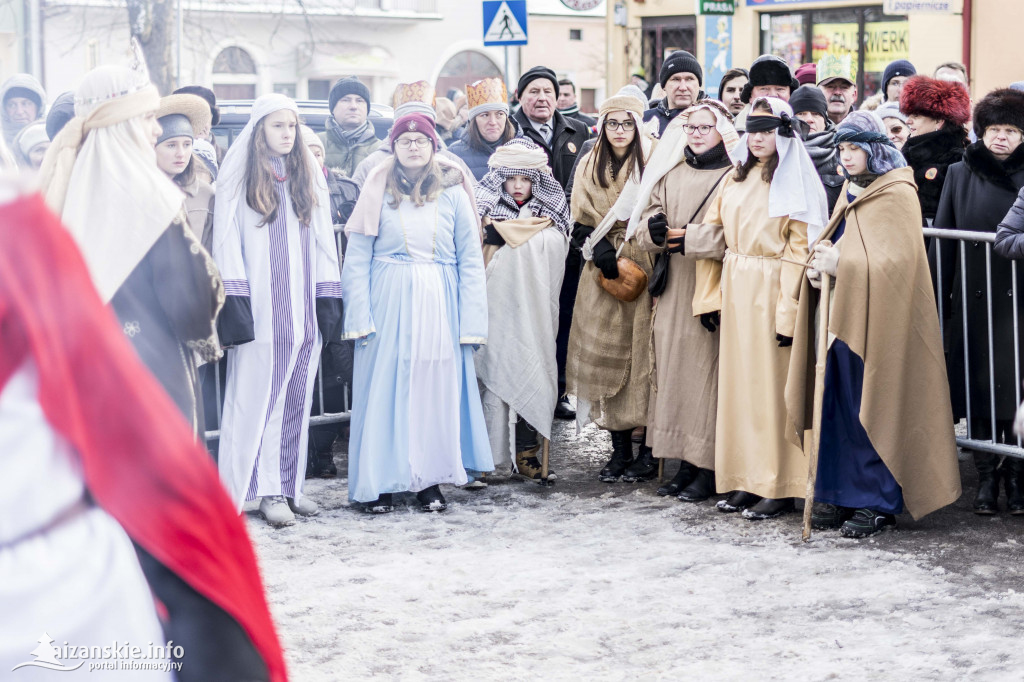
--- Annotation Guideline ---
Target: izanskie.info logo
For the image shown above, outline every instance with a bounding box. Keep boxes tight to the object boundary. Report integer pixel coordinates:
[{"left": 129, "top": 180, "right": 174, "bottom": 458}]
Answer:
[{"left": 12, "top": 633, "right": 184, "bottom": 674}]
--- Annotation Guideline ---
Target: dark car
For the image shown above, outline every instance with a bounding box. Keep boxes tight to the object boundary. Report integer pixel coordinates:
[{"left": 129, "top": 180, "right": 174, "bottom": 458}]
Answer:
[{"left": 212, "top": 99, "right": 394, "bottom": 149}]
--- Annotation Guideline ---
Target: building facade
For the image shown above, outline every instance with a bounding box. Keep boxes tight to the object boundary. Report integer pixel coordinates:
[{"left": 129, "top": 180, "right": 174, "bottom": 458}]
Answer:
[
  {"left": 14, "top": 0, "right": 518, "bottom": 106},
  {"left": 607, "top": 0, "right": 1023, "bottom": 101},
  {"left": 522, "top": 0, "right": 607, "bottom": 113}
]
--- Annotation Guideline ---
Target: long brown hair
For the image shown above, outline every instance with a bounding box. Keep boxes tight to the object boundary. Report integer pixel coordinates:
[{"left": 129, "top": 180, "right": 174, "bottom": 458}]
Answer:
[
  {"left": 385, "top": 152, "right": 446, "bottom": 209},
  {"left": 467, "top": 115, "right": 515, "bottom": 153},
  {"left": 245, "top": 110, "right": 317, "bottom": 226},
  {"left": 735, "top": 101, "right": 779, "bottom": 183},
  {"left": 590, "top": 114, "right": 645, "bottom": 189}
]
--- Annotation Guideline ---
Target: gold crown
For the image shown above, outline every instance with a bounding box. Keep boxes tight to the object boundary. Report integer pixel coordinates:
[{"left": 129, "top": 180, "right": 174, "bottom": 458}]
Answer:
[
  {"left": 466, "top": 77, "right": 507, "bottom": 111},
  {"left": 817, "top": 53, "right": 856, "bottom": 84},
  {"left": 392, "top": 81, "right": 436, "bottom": 109}
]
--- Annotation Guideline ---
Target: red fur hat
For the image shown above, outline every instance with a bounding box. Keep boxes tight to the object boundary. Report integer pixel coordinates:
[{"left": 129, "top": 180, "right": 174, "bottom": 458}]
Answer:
[{"left": 900, "top": 75, "right": 972, "bottom": 127}]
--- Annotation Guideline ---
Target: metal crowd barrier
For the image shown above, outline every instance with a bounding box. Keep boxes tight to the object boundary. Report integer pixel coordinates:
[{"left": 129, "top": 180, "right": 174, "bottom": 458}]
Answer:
[
  {"left": 202, "top": 228, "right": 353, "bottom": 443},
  {"left": 924, "top": 227, "right": 1024, "bottom": 460}
]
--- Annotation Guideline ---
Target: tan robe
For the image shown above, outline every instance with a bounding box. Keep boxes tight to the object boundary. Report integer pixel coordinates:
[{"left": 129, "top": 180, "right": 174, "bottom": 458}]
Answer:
[
  {"left": 785, "top": 168, "right": 962, "bottom": 519},
  {"left": 566, "top": 151, "right": 655, "bottom": 431},
  {"left": 635, "top": 160, "right": 731, "bottom": 468},
  {"left": 181, "top": 177, "right": 215, "bottom": 253},
  {"left": 694, "top": 164, "right": 809, "bottom": 498}
]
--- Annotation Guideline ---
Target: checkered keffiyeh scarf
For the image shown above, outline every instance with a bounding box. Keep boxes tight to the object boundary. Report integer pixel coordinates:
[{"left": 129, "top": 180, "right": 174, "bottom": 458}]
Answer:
[{"left": 475, "top": 138, "right": 571, "bottom": 234}]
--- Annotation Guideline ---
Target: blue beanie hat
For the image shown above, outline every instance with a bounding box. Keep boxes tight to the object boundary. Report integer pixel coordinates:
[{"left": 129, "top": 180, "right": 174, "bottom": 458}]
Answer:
[{"left": 882, "top": 60, "right": 916, "bottom": 101}]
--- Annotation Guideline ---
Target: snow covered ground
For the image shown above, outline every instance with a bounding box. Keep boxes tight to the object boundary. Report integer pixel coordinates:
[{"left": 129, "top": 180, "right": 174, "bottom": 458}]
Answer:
[{"left": 248, "top": 423, "right": 1024, "bottom": 681}]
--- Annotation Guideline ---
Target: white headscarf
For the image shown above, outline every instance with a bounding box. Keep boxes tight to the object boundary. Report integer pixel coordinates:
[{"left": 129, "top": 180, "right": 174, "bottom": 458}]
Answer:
[
  {"left": 624, "top": 99, "right": 743, "bottom": 242},
  {"left": 213, "top": 94, "right": 335, "bottom": 257},
  {"left": 38, "top": 65, "right": 184, "bottom": 302},
  {"left": 732, "top": 96, "right": 829, "bottom": 244}
]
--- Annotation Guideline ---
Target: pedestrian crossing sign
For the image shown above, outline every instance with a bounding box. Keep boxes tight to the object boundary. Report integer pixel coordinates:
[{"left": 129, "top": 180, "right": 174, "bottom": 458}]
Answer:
[{"left": 483, "top": 0, "right": 529, "bottom": 46}]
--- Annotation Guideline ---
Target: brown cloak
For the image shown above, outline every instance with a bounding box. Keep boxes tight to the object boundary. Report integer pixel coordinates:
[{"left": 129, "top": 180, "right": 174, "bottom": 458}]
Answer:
[{"left": 785, "top": 167, "right": 962, "bottom": 519}]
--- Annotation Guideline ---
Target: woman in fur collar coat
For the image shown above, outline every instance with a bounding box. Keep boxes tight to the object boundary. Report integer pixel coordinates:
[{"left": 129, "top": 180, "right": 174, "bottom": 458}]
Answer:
[{"left": 934, "top": 87, "right": 1024, "bottom": 515}]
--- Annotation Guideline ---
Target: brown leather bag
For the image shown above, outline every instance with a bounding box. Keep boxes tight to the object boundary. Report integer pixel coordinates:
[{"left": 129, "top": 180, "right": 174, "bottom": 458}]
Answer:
[{"left": 598, "top": 257, "right": 649, "bottom": 302}]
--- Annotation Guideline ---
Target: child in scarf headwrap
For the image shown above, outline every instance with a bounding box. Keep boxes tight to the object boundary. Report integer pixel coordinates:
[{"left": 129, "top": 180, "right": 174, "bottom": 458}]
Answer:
[
  {"left": 786, "top": 110, "right": 961, "bottom": 538},
  {"left": 474, "top": 138, "right": 570, "bottom": 483}
]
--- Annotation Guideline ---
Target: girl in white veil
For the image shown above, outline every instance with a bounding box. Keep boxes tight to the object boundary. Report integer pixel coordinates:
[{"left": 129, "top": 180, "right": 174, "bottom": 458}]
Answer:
[{"left": 212, "top": 94, "right": 343, "bottom": 526}]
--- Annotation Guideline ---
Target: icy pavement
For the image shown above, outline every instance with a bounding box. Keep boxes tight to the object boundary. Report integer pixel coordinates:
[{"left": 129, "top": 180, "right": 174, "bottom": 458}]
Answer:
[{"left": 247, "top": 422, "right": 1024, "bottom": 681}]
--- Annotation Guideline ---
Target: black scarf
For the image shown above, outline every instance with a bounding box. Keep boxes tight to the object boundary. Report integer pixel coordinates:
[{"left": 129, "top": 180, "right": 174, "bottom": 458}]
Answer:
[
  {"left": 684, "top": 141, "right": 731, "bottom": 170},
  {"left": 902, "top": 126, "right": 967, "bottom": 170},
  {"left": 963, "top": 140, "right": 1024, "bottom": 193}
]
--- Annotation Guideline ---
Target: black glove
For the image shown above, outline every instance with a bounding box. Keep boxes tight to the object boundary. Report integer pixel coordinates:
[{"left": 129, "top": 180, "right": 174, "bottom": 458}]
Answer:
[
  {"left": 483, "top": 222, "right": 506, "bottom": 246},
  {"left": 571, "top": 222, "right": 594, "bottom": 251},
  {"left": 592, "top": 238, "right": 619, "bottom": 279},
  {"left": 700, "top": 311, "right": 719, "bottom": 333},
  {"left": 666, "top": 233, "right": 686, "bottom": 255},
  {"left": 776, "top": 333, "right": 793, "bottom": 348},
  {"left": 647, "top": 212, "right": 668, "bottom": 245}
]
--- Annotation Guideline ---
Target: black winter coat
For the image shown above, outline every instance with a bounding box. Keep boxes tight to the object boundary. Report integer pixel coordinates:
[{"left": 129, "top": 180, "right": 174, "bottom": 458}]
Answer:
[
  {"left": 903, "top": 126, "right": 968, "bottom": 224},
  {"left": 512, "top": 108, "right": 590, "bottom": 199},
  {"left": 642, "top": 100, "right": 686, "bottom": 139},
  {"left": 934, "top": 142, "right": 1024, "bottom": 433},
  {"left": 994, "top": 186, "right": 1024, "bottom": 259}
]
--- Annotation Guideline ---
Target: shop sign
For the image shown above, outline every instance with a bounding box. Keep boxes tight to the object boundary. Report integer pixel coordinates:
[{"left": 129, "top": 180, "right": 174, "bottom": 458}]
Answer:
[
  {"left": 746, "top": 0, "right": 853, "bottom": 6},
  {"left": 882, "top": 0, "right": 955, "bottom": 13},
  {"left": 698, "top": 0, "right": 735, "bottom": 14},
  {"left": 812, "top": 21, "right": 909, "bottom": 73}
]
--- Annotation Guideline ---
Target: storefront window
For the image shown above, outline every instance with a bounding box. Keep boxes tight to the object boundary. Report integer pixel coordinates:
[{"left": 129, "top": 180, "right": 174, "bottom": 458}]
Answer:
[{"left": 759, "top": 5, "right": 907, "bottom": 103}]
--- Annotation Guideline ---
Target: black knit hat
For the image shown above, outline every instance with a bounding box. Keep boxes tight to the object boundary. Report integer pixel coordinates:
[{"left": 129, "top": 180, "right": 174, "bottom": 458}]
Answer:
[
  {"left": 45, "top": 91, "right": 75, "bottom": 141},
  {"left": 740, "top": 55, "right": 798, "bottom": 104},
  {"left": 973, "top": 88, "right": 1024, "bottom": 139},
  {"left": 881, "top": 59, "right": 916, "bottom": 101},
  {"left": 788, "top": 85, "right": 828, "bottom": 120},
  {"left": 328, "top": 77, "right": 371, "bottom": 114},
  {"left": 517, "top": 66, "right": 559, "bottom": 97},
  {"left": 173, "top": 85, "right": 220, "bottom": 126},
  {"left": 659, "top": 50, "right": 703, "bottom": 88}
]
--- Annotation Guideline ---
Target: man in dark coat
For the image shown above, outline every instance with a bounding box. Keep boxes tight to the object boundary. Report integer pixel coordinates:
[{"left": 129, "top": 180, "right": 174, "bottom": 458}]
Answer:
[
  {"left": 790, "top": 85, "right": 843, "bottom": 214},
  {"left": 513, "top": 65, "right": 589, "bottom": 419},
  {"left": 934, "top": 87, "right": 1024, "bottom": 515},
  {"left": 643, "top": 50, "right": 703, "bottom": 138},
  {"left": 900, "top": 75, "right": 970, "bottom": 227},
  {"left": 319, "top": 77, "right": 380, "bottom": 178},
  {"left": 734, "top": 55, "right": 799, "bottom": 132},
  {"left": 557, "top": 78, "right": 596, "bottom": 131}
]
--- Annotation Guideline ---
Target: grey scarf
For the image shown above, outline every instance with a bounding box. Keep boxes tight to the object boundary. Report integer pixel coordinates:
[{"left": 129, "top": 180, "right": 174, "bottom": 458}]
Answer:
[{"left": 326, "top": 115, "right": 376, "bottom": 147}]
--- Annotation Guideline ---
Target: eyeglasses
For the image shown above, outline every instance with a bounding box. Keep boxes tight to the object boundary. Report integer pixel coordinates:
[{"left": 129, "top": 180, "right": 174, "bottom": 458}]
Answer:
[
  {"left": 683, "top": 124, "right": 714, "bottom": 135},
  {"left": 395, "top": 137, "right": 432, "bottom": 150},
  {"left": 984, "top": 125, "right": 1023, "bottom": 141},
  {"left": 604, "top": 119, "right": 636, "bottom": 131}
]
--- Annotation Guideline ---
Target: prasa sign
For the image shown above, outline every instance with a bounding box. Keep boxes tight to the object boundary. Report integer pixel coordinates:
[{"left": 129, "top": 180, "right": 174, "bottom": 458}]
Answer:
[{"left": 698, "top": 0, "right": 736, "bottom": 14}]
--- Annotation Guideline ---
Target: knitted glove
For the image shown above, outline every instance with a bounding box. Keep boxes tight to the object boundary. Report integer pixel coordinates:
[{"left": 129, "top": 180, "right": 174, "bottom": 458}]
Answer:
[
  {"left": 776, "top": 333, "right": 793, "bottom": 348},
  {"left": 700, "top": 311, "right": 719, "bottom": 333},
  {"left": 592, "top": 238, "right": 619, "bottom": 280},
  {"left": 483, "top": 222, "right": 506, "bottom": 246},
  {"left": 647, "top": 212, "right": 669, "bottom": 245}
]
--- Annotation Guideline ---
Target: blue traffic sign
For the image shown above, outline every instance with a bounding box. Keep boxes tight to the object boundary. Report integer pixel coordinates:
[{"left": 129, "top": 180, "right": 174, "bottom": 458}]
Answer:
[{"left": 483, "top": 0, "right": 529, "bottom": 46}]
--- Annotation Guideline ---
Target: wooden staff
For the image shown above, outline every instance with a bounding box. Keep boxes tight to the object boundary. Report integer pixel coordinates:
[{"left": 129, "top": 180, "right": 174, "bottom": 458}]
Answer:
[
  {"left": 541, "top": 437, "right": 551, "bottom": 485},
  {"left": 802, "top": 273, "right": 832, "bottom": 542}
]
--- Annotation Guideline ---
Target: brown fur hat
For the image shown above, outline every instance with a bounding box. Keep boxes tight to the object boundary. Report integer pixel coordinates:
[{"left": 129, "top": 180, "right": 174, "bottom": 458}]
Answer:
[
  {"left": 972, "top": 88, "right": 1024, "bottom": 138},
  {"left": 900, "top": 76, "right": 971, "bottom": 127}
]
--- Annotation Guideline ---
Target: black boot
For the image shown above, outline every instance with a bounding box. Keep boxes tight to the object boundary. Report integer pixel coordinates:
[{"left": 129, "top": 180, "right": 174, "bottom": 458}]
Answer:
[
  {"left": 742, "top": 497, "right": 795, "bottom": 520},
  {"left": 366, "top": 493, "right": 394, "bottom": 514},
  {"left": 622, "top": 431, "right": 657, "bottom": 482},
  {"left": 677, "top": 468, "right": 715, "bottom": 502},
  {"left": 716, "top": 490, "right": 761, "bottom": 513},
  {"left": 657, "top": 461, "right": 697, "bottom": 496},
  {"left": 599, "top": 430, "right": 635, "bottom": 482},
  {"left": 973, "top": 452, "right": 1001, "bottom": 515},
  {"left": 416, "top": 485, "right": 448, "bottom": 512},
  {"left": 1004, "top": 457, "right": 1024, "bottom": 515}
]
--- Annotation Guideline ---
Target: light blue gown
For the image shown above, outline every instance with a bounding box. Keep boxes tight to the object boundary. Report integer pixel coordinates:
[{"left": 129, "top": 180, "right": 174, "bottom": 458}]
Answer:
[{"left": 343, "top": 185, "right": 493, "bottom": 503}]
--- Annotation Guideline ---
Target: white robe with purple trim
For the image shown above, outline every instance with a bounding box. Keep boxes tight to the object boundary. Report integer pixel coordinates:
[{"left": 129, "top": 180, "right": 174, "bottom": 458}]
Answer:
[{"left": 214, "top": 158, "right": 343, "bottom": 509}]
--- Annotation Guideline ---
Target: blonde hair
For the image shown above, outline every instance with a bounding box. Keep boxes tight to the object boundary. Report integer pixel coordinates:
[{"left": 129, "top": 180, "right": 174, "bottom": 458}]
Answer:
[{"left": 385, "top": 153, "right": 445, "bottom": 208}]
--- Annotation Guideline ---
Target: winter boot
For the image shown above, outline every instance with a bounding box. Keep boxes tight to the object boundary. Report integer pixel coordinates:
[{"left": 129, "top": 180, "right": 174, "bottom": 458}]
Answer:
[
  {"left": 599, "top": 430, "right": 635, "bottom": 482},
  {"left": 1004, "top": 457, "right": 1024, "bottom": 515},
  {"left": 622, "top": 433, "right": 657, "bottom": 483},
  {"left": 515, "top": 447, "right": 557, "bottom": 483},
  {"left": 287, "top": 496, "right": 319, "bottom": 517},
  {"left": 259, "top": 496, "right": 296, "bottom": 527},
  {"left": 811, "top": 503, "right": 855, "bottom": 530},
  {"left": 742, "top": 497, "right": 795, "bottom": 520},
  {"left": 973, "top": 452, "right": 1001, "bottom": 515},
  {"left": 840, "top": 508, "right": 897, "bottom": 538},
  {"left": 366, "top": 493, "right": 394, "bottom": 514},
  {"left": 677, "top": 468, "right": 715, "bottom": 502},
  {"left": 657, "top": 461, "right": 697, "bottom": 496},
  {"left": 416, "top": 485, "right": 448, "bottom": 512},
  {"left": 716, "top": 490, "right": 761, "bottom": 513}
]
